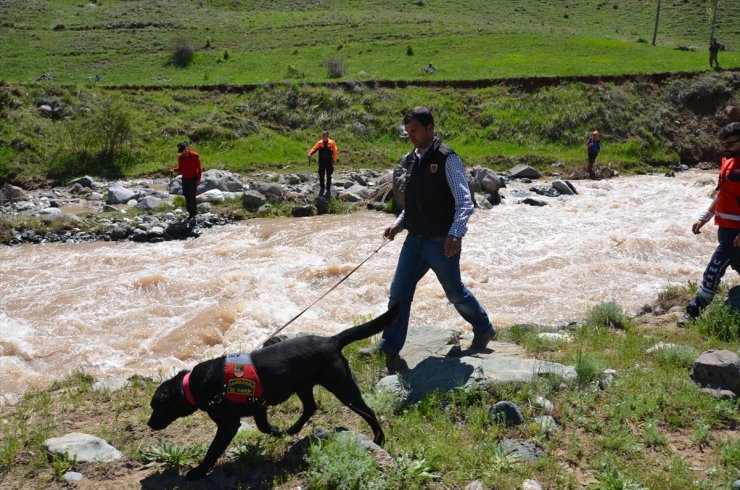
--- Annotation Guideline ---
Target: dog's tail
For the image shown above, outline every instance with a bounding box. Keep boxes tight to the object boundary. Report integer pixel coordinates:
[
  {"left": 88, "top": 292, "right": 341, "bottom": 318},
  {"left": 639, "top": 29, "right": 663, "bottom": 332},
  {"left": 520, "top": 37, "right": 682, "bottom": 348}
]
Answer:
[{"left": 333, "top": 303, "right": 400, "bottom": 348}]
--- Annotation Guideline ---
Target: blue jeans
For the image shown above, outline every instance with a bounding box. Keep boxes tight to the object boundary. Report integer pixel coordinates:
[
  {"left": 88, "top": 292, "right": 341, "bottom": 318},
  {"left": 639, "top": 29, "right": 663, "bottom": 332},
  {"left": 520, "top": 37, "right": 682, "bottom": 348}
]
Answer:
[
  {"left": 378, "top": 234, "right": 493, "bottom": 355},
  {"left": 693, "top": 227, "right": 740, "bottom": 307}
]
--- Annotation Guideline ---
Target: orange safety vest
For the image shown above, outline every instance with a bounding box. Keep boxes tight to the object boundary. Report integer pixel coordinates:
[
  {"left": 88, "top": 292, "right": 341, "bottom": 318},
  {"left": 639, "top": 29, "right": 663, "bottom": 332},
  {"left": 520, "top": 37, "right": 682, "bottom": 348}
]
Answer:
[{"left": 714, "top": 157, "right": 740, "bottom": 229}]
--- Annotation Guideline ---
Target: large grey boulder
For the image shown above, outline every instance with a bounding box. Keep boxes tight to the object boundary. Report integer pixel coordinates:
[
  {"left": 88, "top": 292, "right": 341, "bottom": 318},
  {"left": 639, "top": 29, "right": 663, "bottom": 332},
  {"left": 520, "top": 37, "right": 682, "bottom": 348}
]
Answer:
[
  {"left": 242, "top": 190, "right": 266, "bottom": 211},
  {"left": 471, "top": 167, "right": 503, "bottom": 194},
  {"left": 378, "top": 326, "right": 575, "bottom": 404},
  {"left": 42, "top": 433, "right": 122, "bottom": 463},
  {"left": 339, "top": 184, "right": 371, "bottom": 202},
  {"left": 508, "top": 164, "right": 541, "bottom": 179},
  {"left": 690, "top": 350, "right": 739, "bottom": 396},
  {"left": 552, "top": 180, "right": 577, "bottom": 195},
  {"left": 391, "top": 158, "right": 409, "bottom": 211},
  {"left": 67, "top": 176, "right": 94, "bottom": 188},
  {"left": 106, "top": 185, "right": 135, "bottom": 204},
  {"left": 198, "top": 169, "right": 244, "bottom": 193},
  {"left": 1, "top": 183, "right": 28, "bottom": 203},
  {"left": 135, "top": 196, "right": 165, "bottom": 210}
]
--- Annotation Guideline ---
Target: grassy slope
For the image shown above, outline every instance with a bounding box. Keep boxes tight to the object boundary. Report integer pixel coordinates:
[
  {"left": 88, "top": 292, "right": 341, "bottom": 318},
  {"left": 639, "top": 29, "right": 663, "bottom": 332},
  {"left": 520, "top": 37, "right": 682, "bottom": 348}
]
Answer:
[{"left": 0, "top": 0, "right": 738, "bottom": 85}]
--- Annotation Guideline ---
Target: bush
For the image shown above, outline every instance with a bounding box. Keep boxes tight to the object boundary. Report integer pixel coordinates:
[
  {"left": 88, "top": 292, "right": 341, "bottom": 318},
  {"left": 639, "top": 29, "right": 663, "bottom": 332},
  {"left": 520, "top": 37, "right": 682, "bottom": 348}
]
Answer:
[
  {"left": 694, "top": 303, "right": 740, "bottom": 342},
  {"left": 406, "top": 45, "right": 414, "bottom": 56},
  {"left": 324, "top": 57, "right": 348, "bottom": 79},
  {"left": 306, "top": 435, "right": 385, "bottom": 490},
  {"left": 587, "top": 301, "right": 627, "bottom": 329},
  {"left": 171, "top": 39, "right": 195, "bottom": 68},
  {"left": 652, "top": 346, "right": 698, "bottom": 369},
  {"left": 575, "top": 350, "right": 604, "bottom": 385}
]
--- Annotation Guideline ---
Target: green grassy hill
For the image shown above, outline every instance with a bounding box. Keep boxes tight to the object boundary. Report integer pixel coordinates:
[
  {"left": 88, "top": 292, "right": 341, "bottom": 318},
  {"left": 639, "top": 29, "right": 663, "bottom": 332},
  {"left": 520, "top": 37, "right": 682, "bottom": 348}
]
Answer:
[{"left": 1, "top": 0, "right": 738, "bottom": 85}]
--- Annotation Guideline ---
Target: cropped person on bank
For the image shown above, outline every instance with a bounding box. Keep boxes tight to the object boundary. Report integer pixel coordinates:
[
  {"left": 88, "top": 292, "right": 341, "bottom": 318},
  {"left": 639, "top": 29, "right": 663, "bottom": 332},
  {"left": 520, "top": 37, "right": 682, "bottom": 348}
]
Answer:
[
  {"left": 362, "top": 106, "right": 496, "bottom": 370},
  {"left": 172, "top": 142, "right": 203, "bottom": 227},
  {"left": 679, "top": 122, "right": 740, "bottom": 326},
  {"left": 586, "top": 130, "right": 600, "bottom": 177}
]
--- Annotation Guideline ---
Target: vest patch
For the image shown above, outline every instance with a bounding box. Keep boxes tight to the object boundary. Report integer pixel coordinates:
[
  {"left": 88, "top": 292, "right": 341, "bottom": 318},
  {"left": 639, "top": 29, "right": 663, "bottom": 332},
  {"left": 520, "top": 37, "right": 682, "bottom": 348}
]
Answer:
[
  {"left": 430, "top": 164, "right": 438, "bottom": 174},
  {"left": 223, "top": 353, "right": 263, "bottom": 403}
]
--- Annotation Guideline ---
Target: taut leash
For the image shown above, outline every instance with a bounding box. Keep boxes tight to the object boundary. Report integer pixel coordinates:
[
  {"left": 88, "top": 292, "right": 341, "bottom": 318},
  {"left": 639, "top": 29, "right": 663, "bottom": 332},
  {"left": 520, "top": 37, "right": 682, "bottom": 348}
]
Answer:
[{"left": 259, "top": 238, "right": 391, "bottom": 345}]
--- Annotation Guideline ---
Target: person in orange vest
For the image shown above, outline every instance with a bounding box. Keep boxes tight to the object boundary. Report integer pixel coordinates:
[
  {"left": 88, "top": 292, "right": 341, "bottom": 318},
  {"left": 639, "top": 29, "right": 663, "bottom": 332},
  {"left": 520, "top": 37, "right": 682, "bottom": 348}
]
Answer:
[
  {"left": 679, "top": 122, "right": 740, "bottom": 326},
  {"left": 172, "top": 142, "right": 203, "bottom": 227},
  {"left": 586, "top": 130, "right": 600, "bottom": 177},
  {"left": 307, "top": 130, "right": 338, "bottom": 198}
]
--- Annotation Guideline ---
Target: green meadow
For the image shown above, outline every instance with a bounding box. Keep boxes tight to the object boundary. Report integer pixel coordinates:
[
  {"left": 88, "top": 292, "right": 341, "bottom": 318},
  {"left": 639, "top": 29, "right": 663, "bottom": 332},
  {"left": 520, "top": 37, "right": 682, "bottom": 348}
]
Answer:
[{"left": 0, "top": 0, "right": 738, "bottom": 85}]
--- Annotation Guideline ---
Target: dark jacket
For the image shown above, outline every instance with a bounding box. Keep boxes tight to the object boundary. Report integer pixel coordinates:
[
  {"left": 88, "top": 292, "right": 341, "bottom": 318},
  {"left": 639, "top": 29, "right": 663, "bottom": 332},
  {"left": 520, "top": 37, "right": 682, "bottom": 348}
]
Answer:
[{"left": 402, "top": 138, "right": 455, "bottom": 237}]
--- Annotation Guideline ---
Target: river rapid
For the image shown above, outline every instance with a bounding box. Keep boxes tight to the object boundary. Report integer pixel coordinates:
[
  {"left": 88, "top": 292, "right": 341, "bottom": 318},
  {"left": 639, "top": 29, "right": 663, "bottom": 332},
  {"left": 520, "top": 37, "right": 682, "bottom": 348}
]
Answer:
[{"left": 0, "top": 170, "right": 731, "bottom": 395}]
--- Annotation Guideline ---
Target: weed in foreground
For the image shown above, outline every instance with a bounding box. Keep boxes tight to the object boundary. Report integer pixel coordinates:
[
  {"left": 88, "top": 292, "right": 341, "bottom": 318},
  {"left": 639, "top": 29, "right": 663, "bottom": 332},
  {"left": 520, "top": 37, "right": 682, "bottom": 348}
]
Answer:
[
  {"left": 587, "top": 301, "right": 628, "bottom": 329},
  {"left": 305, "top": 435, "right": 385, "bottom": 490},
  {"left": 138, "top": 440, "right": 205, "bottom": 471},
  {"left": 575, "top": 351, "right": 604, "bottom": 385},
  {"left": 50, "top": 451, "right": 77, "bottom": 481},
  {"left": 651, "top": 345, "right": 698, "bottom": 370},
  {"left": 693, "top": 303, "right": 740, "bottom": 342}
]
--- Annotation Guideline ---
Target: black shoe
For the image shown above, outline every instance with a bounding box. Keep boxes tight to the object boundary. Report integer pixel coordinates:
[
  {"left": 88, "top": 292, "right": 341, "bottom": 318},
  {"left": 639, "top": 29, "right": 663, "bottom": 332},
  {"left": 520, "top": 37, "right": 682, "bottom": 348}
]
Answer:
[
  {"left": 471, "top": 327, "right": 496, "bottom": 350},
  {"left": 677, "top": 313, "right": 695, "bottom": 327},
  {"left": 384, "top": 353, "right": 409, "bottom": 374}
]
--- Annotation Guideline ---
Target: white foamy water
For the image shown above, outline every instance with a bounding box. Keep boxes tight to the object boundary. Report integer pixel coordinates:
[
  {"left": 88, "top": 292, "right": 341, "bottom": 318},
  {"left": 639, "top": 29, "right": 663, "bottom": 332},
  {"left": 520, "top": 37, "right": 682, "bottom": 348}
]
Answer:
[{"left": 0, "top": 170, "right": 733, "bottom": 394}]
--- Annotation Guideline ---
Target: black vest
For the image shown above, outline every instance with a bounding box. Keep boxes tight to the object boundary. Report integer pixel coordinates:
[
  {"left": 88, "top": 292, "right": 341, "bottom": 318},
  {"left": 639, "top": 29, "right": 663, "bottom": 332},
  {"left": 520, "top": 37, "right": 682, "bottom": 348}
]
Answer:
[
  {"left": 317, "top": 142, "right": 334, "bottom": 165},
  {"left": 403, "top": 138, "right": 456, "bottom": 237}
]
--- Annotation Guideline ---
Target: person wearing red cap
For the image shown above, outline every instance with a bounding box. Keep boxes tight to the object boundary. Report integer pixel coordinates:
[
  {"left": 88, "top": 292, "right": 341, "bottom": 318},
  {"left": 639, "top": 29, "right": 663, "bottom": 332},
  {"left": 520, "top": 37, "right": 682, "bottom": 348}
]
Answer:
[
  {"left": 586, "top": 130, "right": 600, "bottom": 177},
  {"left": 172, "top": 142, "right": 203, "bottom": 226}
]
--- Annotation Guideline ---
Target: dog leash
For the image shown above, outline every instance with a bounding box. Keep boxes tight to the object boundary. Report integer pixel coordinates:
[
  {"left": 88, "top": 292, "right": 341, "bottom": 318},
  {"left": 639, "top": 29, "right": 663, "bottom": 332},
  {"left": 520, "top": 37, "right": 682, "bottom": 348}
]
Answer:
[{"left": 258, "top": 238, "right": 392, "bottom": 346}]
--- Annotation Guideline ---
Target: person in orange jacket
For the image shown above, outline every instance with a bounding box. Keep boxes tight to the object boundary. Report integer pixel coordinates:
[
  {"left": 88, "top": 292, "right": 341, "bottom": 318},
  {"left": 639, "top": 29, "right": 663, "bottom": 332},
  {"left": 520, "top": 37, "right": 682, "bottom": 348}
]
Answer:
[
  {"left": 679, "top": 122, "right": 740, "bottom": 325},
  {"left": 172, "top": 142, "right": 203, "bottom": 226},
  {"left": 308, "top": 130, "right": 338, "bottom": 198}
]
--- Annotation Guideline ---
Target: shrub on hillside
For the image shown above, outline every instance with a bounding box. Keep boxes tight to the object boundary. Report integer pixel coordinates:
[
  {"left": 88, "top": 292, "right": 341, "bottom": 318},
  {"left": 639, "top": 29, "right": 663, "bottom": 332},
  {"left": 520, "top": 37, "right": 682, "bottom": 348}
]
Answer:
[
  {"left": 171, "top": 39, "right": 195, "bottom": 68},
  {"left": 323, "top": 57, "right": 347, "bottom": 78}
]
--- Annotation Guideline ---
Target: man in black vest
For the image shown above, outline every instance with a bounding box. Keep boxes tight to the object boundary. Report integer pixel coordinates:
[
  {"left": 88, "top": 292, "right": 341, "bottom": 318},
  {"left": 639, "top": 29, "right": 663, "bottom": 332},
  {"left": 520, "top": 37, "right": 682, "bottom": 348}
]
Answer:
[
  {"left": 365, "top": 107, "right": 496, "bottom": 367},
  {"left": 307, "top": 130, "right": 338, "bottom": 198}
]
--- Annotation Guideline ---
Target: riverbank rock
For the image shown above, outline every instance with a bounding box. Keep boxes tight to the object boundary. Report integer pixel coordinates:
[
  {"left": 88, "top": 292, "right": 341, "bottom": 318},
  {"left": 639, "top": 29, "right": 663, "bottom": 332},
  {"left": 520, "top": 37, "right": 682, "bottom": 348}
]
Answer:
[
  {"left": 373, "top": 325, "right": 576, "bottom": 404},
  {"left": 42, "top": 432, "right": 122, "bottom": 463},
  {"left": 1, "top": 183, "right": 29, "bottom": 203},
  {"left": 690, "top": 350, "right": 739, "bottom": 396}
]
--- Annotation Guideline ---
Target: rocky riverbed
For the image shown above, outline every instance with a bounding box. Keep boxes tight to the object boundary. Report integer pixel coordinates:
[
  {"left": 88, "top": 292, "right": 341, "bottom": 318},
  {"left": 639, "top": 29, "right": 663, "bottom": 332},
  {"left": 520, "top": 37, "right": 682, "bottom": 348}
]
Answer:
[{"left": 0, "top": 163, "right": 620, "bottom": 246}]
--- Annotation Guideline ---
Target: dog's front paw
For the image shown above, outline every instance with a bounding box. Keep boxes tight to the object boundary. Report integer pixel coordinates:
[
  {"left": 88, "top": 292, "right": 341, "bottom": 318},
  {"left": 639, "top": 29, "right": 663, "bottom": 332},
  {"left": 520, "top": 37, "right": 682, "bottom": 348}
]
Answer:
[
  {"left": 285, "top": 424, "right": 301, "bottom": 436},
  {"left": 269, "top": 425, "right": 284, "bottom": 436},
  {"left": 186, "top": 466, "right": 208, "bottom": 481}
]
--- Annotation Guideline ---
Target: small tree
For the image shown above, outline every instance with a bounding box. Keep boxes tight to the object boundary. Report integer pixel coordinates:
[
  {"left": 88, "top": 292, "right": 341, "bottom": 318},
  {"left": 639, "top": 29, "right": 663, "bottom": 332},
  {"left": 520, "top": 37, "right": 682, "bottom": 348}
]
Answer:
[
  {"left": 171, "top": 38, "right": 195, "bottom": 67},
  {"left": 324, "top": 57, "right": 347, "bottom": 78}
]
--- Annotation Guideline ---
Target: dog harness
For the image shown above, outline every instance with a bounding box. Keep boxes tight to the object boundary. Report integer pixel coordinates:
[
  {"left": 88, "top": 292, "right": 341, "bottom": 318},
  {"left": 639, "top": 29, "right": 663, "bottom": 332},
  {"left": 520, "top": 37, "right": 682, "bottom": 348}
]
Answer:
[
  {"left": 181, "top": 353, "right": 264, "bottom": 407},
  {"left": 222, "top": 353, "right": 263, "bottom": 403}
]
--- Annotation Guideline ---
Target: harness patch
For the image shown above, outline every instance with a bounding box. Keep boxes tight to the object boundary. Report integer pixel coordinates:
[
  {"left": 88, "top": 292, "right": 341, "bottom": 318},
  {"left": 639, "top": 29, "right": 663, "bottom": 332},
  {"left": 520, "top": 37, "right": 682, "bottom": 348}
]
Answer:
[
  {"left": 430, "top": 163, "right": 438, "bottom": 174},
  {"left": 223, "top": 353, "right": 263, "bottom": 403}
]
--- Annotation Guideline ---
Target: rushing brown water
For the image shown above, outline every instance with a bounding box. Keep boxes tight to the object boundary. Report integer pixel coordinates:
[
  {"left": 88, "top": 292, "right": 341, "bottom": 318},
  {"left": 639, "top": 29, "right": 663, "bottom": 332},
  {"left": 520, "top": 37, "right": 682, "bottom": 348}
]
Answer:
[{"left": 0, "top": 171, "right": 733, "bottom": 395}]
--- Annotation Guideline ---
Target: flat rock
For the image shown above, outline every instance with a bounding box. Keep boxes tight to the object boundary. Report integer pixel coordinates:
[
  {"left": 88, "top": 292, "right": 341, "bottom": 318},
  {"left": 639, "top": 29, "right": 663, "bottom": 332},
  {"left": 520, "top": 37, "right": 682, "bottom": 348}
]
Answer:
[{"left": 42, "top": 432, "right": 122, "bottom": 463}]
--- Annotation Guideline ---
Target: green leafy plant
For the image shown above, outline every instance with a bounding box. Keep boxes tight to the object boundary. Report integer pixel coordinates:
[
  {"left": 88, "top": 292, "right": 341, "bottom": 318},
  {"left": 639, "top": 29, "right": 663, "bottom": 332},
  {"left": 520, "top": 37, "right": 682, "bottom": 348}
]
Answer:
[
  {"left": 305, "top": 435, "right": 385, "bottom": 490},
  {"left": 138, "top": 440, "right": 205, "bottom": 471},
  {"left": 50, "top": 451, "right": 77, "bottom": 481},
  {"left": 575, "top": 350, "right": 605, "bottom": 385},
  {"left": 587, "top": 301, "right": 628, "bottom": 329},
  {"left": 651, "top": 346, "right": 698, "bottom": 369},
  {"left": 594, "top": 461, "right": 647, "bottom": 490},
  {"left": 395, "top": 452, "right": 440, "bottom": 485},
  {"left": 693, "top": 303, "right": 740, "bottom": 342}
]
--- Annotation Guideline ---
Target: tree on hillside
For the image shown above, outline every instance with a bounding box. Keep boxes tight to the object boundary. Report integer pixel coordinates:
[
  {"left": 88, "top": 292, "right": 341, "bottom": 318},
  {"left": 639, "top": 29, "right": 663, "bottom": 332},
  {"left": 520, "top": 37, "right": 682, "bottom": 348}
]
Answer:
[{"left": 652, "top": 0, "right": 661, "bottom": 46}]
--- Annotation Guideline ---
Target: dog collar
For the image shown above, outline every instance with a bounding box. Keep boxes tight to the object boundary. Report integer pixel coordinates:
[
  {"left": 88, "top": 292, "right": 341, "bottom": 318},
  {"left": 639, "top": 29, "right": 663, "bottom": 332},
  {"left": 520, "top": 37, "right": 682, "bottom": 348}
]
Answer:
[{"left": 182, "top": 371, "right": 197, "bottom": 406}]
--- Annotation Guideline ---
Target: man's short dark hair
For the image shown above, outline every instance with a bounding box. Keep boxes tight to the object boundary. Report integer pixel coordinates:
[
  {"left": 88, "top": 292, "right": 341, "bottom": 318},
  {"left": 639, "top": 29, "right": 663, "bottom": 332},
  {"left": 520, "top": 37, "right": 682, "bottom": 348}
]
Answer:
[
  {"left": 403, "top": 106, "right": 434, "bottom": 127},
  {"left": 177, "top": 142, "right": 187, "bottom": 151},
  {"left": 719, "top": 122, "right": 740, "bottom": 139}
]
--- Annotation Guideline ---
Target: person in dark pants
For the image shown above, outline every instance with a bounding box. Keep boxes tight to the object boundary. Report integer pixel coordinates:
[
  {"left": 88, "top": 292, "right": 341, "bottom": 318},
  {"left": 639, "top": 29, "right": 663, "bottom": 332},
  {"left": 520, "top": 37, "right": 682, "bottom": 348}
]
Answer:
[
  {"left": 172, "top": 142, "right": 203, "bottom": 227},
  {"left": 679, "top": 122, "right": 740, "bottom": 326},
  {"left": 307, "top": 130, "right": 338, "bottom": 198},
  {"left": 586, "top": 130, "right": 600, "bottom": 177},
  {"left": 709, "top": 39, "right": 720, "bottom": 68},
  {"left": 361, "top": 106, "right": 496, "bottom": 371}
]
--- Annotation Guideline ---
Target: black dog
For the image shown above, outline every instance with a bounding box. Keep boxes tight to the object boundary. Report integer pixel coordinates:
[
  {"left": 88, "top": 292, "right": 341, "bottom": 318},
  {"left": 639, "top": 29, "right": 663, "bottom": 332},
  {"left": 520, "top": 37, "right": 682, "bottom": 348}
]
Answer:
[{"left": 148, "top": 304, "right": 398, "bottom": 480}]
